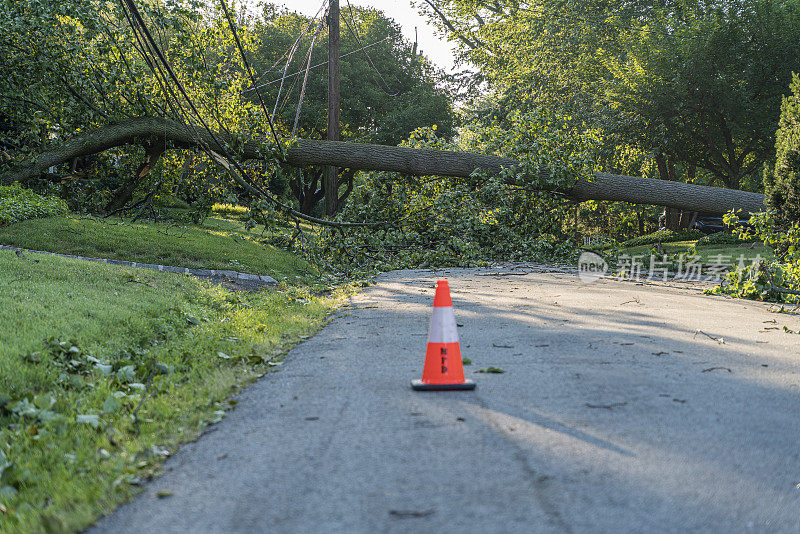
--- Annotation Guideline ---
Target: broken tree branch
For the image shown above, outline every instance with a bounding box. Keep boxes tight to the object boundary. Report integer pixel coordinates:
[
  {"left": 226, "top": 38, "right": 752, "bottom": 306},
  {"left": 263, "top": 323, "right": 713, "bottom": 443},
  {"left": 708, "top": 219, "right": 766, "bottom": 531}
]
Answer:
[{"left": 0, "top": 116, "right": 767, "bottom": 215}]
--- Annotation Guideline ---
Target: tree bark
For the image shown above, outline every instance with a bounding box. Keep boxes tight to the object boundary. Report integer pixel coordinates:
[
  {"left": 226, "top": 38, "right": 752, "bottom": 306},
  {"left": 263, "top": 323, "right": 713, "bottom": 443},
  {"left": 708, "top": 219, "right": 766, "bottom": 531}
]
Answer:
[
  {"left": 0, "top": 117, "right": 767, "bottom": 215},
  {"left": 105, "top": 142, "right": 165, "bottom": 213},
  {"left": 655, "top": 153, "right": 682, "bottom": 229},
  {"left": 287, "top": 138, "right": 766, "bottom": 214}
]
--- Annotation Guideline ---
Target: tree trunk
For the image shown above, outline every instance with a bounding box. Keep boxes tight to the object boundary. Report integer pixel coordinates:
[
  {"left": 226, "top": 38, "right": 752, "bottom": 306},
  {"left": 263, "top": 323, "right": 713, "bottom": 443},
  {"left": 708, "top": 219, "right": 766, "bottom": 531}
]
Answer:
[
  {"left": 285, "top": 139, "right": 766, "bottom": 214},
  {"left": 655, "top": 153, "right": 682, "bottom": 230},
  {"left": 0, "top": 117, "right": 767, "bottom": 215},
  {"left": 105, "top": 142, "right": 165, "bottom": 213},
  {"left": 636, "top": 208, "right": 644, "bottom": 235},
  {"left": 680, "top": 165, "right": 698, "bottom": 230}
]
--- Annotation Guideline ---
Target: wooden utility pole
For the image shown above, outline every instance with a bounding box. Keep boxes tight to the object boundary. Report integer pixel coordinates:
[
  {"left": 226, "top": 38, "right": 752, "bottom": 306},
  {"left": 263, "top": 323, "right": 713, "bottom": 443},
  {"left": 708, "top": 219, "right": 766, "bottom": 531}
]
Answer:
[{"left": 325, "top": 0, "right": 341, "bottom": 216}]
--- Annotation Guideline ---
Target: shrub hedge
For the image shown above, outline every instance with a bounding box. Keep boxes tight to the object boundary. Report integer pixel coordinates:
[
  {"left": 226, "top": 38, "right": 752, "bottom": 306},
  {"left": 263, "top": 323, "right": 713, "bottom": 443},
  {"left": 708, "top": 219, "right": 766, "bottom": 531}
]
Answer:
[
  {"left": 765, "top": 73, "right": 800, "bottom": 227},
  {"left": 0, "top": 184, "right": 68, "bottom": 226},
  {"left": 697, "top": 231, "right": 760, "bottom": 245}
]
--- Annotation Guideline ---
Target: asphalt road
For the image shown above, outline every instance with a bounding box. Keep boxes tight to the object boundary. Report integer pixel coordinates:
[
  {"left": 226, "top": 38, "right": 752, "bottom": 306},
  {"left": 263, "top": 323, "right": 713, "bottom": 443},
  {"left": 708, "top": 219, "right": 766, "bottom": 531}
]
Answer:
[{"left": 90, "top": 267, "right": 800, "bottom": 533}]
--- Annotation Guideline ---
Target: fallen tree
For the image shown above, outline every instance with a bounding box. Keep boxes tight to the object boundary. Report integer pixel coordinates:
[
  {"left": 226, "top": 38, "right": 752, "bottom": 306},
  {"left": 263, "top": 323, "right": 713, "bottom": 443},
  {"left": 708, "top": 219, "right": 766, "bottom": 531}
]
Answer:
[{"left": 0, "top": 117, "right": 766, "bottom": 215}]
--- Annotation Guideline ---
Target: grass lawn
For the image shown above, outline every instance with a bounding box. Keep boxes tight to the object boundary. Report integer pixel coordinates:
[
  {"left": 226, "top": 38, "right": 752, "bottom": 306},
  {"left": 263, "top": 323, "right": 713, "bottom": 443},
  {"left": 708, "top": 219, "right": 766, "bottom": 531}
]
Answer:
[
  {"left": 0, "top": 216, "right": 314, "bottom": 282},
  {"left": 0, "top": 249, "right": 351, "bottom": 533},
  {"left": 620, "top": 240, "right": 775, "bottom": 266}
]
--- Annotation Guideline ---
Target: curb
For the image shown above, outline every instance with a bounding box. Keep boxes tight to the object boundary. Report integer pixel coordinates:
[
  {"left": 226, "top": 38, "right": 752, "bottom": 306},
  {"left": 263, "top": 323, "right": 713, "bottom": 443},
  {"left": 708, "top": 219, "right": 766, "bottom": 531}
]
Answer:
[{"left": 0, "top": 245, "right": 278, "bottom": 285}]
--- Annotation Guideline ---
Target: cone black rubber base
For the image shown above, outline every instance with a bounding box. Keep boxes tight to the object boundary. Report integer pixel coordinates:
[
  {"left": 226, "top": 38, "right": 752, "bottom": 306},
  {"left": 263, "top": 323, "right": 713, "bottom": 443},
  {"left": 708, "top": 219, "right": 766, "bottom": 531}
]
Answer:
[{"left": 411, "top": 379, "right": 476, "bottom": 391}]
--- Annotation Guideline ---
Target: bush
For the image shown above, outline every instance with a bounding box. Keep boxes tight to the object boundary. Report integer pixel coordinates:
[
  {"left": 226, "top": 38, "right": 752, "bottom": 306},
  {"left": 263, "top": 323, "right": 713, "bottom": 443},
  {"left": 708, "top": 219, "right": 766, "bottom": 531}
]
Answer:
[
  {"left": 696, "top": 231, "right": 760, "bottom": 246},
  {"left": 0, "top": 184, "right": 68, "bottom": 226},
  {"left": 621, "top": 228, "right": 704, "bottom": 247},
  {"left": 765, "top": 73, "right": 800, "bottom": 226},
  {"left": 706, "top": 211, "right": 799, "bottom": 303}
]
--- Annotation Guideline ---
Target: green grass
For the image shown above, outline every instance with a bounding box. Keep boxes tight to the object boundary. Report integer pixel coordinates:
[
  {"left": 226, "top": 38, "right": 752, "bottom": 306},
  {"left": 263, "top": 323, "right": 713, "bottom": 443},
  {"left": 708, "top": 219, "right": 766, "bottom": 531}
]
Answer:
[
  {"left": 620, "top": 240, "right": 775, "bottom": 265},
  {"left": 211, "top": 202, "right": 251, "bottom": 217},
  {"left": 620, "top": 228, "right": 704, "bottom": 247},
  {"left": 0, "top": 216, "right": 313, "bottom": 281},
  {"left": 0, "top": 250, "right": 350, "bottom": 533}
]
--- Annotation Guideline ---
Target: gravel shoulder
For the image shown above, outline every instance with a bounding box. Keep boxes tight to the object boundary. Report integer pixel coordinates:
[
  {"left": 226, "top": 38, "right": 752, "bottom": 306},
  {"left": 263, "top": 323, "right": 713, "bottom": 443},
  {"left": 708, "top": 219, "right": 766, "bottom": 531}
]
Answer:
[{"left": 89, "top": 267, "right": 800, "bottom": 533}]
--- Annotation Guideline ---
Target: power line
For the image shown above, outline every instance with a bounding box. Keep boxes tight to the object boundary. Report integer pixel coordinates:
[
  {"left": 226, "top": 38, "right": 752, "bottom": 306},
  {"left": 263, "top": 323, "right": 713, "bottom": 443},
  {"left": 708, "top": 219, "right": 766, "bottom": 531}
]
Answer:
[
  {"left": 217, "top": 0, "right": 282, "bottom": 149},
  {"left": 293, "top": 18, "right": 326, "bottom": 137},
  {"left": 269, "top": 1, "right": 331, "bottom": 122},
  {"left": 342, "top": 0, "right": 399, "bottom": 96},
  {"left": 119, "top": 0, "right": 384, "bottom": 228},
  {"left": 243, "top": 36, "right": 393, "bottom": 93},
  {"left": 248, "top": 0, "right": 329, "bottom": 88}
]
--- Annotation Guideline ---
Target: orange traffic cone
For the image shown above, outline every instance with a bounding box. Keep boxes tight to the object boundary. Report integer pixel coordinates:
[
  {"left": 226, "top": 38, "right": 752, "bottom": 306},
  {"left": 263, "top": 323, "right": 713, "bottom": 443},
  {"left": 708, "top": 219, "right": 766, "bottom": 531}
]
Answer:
[{"left": 412, "top": 280, "right": 476, "bottom": 391}]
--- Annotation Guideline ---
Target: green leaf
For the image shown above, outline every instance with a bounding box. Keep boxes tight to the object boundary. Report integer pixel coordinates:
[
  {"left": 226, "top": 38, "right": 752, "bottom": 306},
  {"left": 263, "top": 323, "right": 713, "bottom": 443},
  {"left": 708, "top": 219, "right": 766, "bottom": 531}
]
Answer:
[
  {"left": 21, "top": 351, "right": 42, "bottom": 364},
  {"left": 155, "top": 362, "right": 174, "bottom": 375},
  {"left": 37, "top": 410, "right": 65, "bottom": 425},
  {"left": 9, "top": 399, "right": 37, "bottom": 417},
  {"left": 77, "top": 414, "right": 100, "bottom": 428},
  {"left": 0, "top": 485, "right": 18, "bottom": 501},
  {"left": 33, "top": 394, "right": 55, "bottom": 410},
  {"left": 102, "top": 396, "right": 122, "bottom": 414},
  {"left": 477, "top": 367, "right": 505, "bottom": 374},
  {"left": 95, "top": 363, "right": 113, "bottom": 376},
  {"left": 209, "top": 410, "right": 226, "bottom": 423},
  {"left": 115, "top": 365, "right": 136, "bottom": 383}
]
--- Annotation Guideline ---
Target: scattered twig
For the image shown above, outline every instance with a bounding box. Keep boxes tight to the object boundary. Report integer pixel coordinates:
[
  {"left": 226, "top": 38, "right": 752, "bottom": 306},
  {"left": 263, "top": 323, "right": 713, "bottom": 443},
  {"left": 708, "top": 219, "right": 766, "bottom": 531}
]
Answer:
[
  {"left": 702, "top": 367, "right": 732, "bottom": 373},
  {"left": 768, "top": 304, "right": 800, "bottom": 315},
  {"left": 131, "top": 373, "right": 156, "bottom": 436},
  {"left": 389, "top": 509, "right": 436, "bottom": 518},
  {"left": 125, "top": 279, "right": 154, "bottom": 288},
  {"left": 477, "top": 271, "right": 533, "bottom": 277},
  {"left": 68, "top": 215, "right": 126, "bottom": 226},
  {"left": 585, "top": 402, "right": 627, "bottom": 410},
  {"left": 104, "top": 190, "right": 155, "bottom": 219},
  {"left": 693, "top": 330, "right": 725, "bottom": 344}
]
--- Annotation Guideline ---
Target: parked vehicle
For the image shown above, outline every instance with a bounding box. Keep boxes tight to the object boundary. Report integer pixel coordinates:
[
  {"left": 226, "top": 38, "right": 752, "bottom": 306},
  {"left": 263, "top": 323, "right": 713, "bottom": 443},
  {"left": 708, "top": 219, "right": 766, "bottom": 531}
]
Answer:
[
  {"left": 691, "top": 213, "right": 754, "bottom": 234},
  {"left": 658, "top": 209, "right": 751, "bottom": 234},
  {"left": 691, "top": 214, "right": 727, "bottom": 234}
]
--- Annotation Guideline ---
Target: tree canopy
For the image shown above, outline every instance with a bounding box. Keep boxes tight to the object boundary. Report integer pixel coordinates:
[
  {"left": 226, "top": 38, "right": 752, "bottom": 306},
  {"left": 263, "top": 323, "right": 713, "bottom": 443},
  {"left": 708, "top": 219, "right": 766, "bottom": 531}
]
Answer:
[
  {"left": 419, "top": 0, "right": 800, "bottom": 190},
  {"left": 247, "top": 3, "right": 455, "bottom": 212},
  {"left": 0, "top": 0, "right": 794, "bottom": 263}
]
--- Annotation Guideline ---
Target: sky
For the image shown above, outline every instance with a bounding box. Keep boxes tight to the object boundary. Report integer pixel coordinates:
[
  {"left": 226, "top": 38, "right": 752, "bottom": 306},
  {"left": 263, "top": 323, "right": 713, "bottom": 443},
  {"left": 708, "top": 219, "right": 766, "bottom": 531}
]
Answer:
[{"left": 265, "top": 0, "right": 459, "bottom": 73}]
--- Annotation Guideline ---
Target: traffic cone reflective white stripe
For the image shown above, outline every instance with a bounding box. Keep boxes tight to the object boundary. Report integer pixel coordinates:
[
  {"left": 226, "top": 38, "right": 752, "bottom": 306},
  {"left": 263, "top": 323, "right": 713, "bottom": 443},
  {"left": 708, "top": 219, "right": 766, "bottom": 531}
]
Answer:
[{"left": 412, "top": 280, "right": 476, "bottom": 391}]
